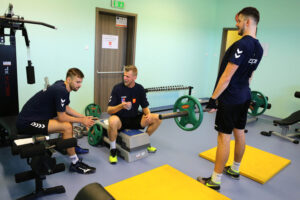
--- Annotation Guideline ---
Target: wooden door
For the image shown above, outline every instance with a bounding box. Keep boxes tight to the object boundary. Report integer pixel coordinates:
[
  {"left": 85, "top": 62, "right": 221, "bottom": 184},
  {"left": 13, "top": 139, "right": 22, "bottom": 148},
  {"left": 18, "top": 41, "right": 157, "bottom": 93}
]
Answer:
[{"left": 94, "top": 8, "right": 137, "bottom": 112}]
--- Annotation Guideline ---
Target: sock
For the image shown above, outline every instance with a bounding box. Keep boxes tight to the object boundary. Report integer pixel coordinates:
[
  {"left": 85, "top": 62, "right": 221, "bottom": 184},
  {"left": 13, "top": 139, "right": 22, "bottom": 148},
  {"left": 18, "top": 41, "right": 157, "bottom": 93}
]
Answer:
[
  {"left": 211, "top": 171, "right": 222, "bottom": 184},
  {"left": 231, "top": 161, "right": 241, "bottom": 172},
  {"left": 70, "top": 154, "right": 79, "bottom": 164},
  {"left": 110, "top": 141, "right": 116, "bottom": 149}
]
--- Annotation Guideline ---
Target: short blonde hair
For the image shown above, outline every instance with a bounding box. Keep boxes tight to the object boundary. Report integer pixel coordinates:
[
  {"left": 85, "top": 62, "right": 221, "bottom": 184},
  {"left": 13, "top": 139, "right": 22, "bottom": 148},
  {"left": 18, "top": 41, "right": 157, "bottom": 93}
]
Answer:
[{"left": 124, "top": 65, "right": 137, "bottom": 76}]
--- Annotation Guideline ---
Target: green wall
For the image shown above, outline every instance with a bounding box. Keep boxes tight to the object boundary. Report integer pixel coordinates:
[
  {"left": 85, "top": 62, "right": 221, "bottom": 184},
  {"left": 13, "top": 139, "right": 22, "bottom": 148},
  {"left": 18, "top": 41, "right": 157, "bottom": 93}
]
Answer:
[{"left": 1, "top": 0, "right": 299, "bottom": 118}]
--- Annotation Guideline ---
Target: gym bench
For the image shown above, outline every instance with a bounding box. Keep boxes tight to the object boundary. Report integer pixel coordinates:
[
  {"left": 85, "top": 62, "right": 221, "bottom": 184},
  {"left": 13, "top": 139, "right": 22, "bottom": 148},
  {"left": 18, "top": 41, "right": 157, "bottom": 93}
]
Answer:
[
  {"left": 12, "top": 135, "right": 77, "bottom": 199},
  {"left": 261, "top": 91, "right": 300, "bottom": 144}
]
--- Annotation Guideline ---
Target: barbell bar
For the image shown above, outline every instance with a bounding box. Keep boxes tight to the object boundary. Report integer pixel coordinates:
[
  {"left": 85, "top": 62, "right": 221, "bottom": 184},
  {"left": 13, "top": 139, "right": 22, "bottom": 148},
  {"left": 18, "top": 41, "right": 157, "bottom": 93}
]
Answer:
[
  {"left": 158, "top": 91, "right": 270, "bottom": 131},
  {"left": 86, "top": 91, "right": 270, "bottom": 146}
]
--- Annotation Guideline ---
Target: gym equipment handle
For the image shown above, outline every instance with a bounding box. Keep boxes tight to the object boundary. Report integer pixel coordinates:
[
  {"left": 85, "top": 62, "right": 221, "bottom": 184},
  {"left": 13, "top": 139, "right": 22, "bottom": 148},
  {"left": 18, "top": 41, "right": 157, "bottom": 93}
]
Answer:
[
  {"left": 0, "top": 16, "right": 56, "bottom": 29},
  {"left": 159, "top": 108, "right": 210, "bottom": 120},
  {"left": 97, "top": 70, "right": 124, "bottom": 74},
  {"left": 159, "top": 111, "right": 188, "bottom": 120},
  {"left": 253, "top": 102, "right": 271, "bottom": 109}
]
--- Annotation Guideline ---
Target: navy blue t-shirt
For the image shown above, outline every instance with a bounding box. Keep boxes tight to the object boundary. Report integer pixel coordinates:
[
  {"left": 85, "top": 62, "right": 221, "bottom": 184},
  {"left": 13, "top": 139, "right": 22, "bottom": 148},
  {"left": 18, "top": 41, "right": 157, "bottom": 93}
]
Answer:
[
  {"left": 17, "top": 80, "right": 70, "bottom": 128},
  {"left": 108, "top": 82, "right": 149, "bottom": 118},
  {"left": 216, "top": 35, "right": 263, "bottom": 105}
]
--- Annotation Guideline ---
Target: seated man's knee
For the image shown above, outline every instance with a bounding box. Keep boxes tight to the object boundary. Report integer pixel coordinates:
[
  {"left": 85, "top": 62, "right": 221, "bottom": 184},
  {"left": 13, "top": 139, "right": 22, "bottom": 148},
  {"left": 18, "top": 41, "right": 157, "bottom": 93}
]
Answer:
[
  {"left": 108, "top": 116, "right": 121, "bottom": 130},
  {"left": 62, "top": 122, "right": 73, "bottom": 136},
  {"left": 152, "top": 114, "right": 162, "bottom": 125}
]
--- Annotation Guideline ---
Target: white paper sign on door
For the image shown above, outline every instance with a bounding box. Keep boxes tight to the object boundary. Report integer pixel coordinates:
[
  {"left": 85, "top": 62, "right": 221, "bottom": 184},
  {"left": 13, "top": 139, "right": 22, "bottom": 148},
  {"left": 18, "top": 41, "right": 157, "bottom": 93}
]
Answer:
[{"left": 102, "top": 34, "right": 118, "bottom": 49}]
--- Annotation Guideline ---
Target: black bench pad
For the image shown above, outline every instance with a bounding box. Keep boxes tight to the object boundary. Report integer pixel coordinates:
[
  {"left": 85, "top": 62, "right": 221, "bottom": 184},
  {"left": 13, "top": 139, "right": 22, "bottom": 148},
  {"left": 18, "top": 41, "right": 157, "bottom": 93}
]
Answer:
[{"left": 274, "top": 110, "right": 300, "bottom": 126}]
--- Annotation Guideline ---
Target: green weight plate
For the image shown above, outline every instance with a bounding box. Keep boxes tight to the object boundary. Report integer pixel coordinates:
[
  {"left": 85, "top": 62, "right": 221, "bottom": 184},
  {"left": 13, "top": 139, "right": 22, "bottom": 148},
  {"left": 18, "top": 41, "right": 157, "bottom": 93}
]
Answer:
[
  {"left": 248, "top": 91, "right": 268, "bottom": 116},
  {"left": 88, "top": 123, "right": 103, "bottom": 146},
  {"left": 173, "top": 95, "right": 203, "bottom": 131},
  {"left": 85, "top": 103, "right": 102, "bottom": 118}
]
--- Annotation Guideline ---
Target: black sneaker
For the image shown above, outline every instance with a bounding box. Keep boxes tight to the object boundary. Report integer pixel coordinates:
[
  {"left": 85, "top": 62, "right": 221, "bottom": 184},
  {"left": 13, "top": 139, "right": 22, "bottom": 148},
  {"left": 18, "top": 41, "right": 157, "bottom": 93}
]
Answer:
[
  {"left": 196, "top": 176, "right": 220, "bottom": 191},
  {"left": 223, "top": 166, "right": 240, "bottom": 179},
  {"left": 69, "top": 160, "right": 96, "bottom": 174}
]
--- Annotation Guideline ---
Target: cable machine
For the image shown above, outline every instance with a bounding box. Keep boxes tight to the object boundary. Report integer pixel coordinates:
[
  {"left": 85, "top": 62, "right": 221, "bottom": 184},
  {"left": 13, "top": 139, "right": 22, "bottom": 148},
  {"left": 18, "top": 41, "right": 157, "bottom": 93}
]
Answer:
[{"left": 0, "top": 4, "right": 56, "bottom": 145}]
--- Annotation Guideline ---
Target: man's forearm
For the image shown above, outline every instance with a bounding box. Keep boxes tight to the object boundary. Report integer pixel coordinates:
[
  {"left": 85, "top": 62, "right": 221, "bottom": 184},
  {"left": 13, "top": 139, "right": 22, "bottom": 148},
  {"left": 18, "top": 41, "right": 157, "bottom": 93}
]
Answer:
[
  {"left": 211, "top": 78, "right": 230, "bottom": 99},
  {"left": 211, "top": 62, "right": 238, "bottom": 99},
  {"left": 66, "top": 106, "right": 85, "bottom": 118},
  {"left": 107, "top": 104, "right": 123, "bottom": 115},
  {"left": 57, "top": 112, "right": 84, "bottom": 123}
]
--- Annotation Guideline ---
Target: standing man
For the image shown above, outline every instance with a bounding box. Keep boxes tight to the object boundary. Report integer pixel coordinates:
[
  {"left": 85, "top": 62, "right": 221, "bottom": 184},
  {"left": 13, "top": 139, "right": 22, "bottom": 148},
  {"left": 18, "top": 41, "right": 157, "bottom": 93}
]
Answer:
[
  {"left": 107, "top": 65, "right": 162, "bottom": 164},
  {"left": 16, "top": 68, "right": 96, "bottom": 174},
  {"left": 197, "top": 7, "right": 263, "bottom": 190}
]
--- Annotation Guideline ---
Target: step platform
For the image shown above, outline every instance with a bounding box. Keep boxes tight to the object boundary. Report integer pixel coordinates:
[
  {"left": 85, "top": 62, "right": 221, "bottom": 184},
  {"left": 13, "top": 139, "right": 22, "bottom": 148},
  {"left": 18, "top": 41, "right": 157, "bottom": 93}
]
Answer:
[
  {"left": 103, "top": 136, "right": 148, "bottom": 162},
  {"left": 96, "top": 119, "right": 150, "bottom": 162},
  {"left": 96, "top": 119, "right": 150, "bottom": 151}
]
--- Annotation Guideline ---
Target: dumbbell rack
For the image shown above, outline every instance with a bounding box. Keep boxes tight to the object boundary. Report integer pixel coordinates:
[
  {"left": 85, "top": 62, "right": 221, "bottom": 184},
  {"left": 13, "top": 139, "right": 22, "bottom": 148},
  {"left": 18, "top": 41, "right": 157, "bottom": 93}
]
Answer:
[
  {"left": 145, "top": 85, "right": 194, "bottom": 113},
  {"left": 145, "top": 85, "right": 193, "bottom": 95},
  {"left": 96, "top": 120, "right": 150, "bottom": 162}
]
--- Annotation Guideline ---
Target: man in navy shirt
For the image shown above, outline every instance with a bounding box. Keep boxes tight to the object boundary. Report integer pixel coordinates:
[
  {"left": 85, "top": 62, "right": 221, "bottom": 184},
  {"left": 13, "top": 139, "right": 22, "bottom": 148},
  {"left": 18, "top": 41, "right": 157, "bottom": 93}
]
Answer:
[
  {"left": 107, "top": 65, "right": 162, "bottom": 164},
  {"left": 197, "top": 7, "right": 263, "bottom": 190},
  {"left": 17, "top": 68, "right": 96, "bottom": 174}
]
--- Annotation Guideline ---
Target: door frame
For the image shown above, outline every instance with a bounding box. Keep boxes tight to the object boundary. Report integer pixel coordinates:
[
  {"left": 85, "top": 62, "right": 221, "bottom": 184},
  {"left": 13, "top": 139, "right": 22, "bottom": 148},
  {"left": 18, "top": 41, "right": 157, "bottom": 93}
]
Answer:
[
  {"left": 94, "top": 8, "right": 137, "bottom": 108},
  {"left": 218, "top": 27, "right": 238, "bottom": 69}
]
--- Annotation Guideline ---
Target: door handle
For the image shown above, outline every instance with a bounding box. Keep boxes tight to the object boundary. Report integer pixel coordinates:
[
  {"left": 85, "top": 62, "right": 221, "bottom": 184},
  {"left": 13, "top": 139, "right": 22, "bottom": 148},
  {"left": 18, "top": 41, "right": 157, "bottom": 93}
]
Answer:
[{"left": 97, "top": 70, "right": 124, "bottom": 74}]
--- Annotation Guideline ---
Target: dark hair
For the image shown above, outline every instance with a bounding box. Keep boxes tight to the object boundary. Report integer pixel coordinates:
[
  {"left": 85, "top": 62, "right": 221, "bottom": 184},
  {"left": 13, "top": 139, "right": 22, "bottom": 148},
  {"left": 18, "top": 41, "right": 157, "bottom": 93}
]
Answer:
[
  {"left": 66, "top": 68, "right": 84, "bottom": 79},
  {"left": 237, "top": 7, "right": 260, "bottom": 24}
]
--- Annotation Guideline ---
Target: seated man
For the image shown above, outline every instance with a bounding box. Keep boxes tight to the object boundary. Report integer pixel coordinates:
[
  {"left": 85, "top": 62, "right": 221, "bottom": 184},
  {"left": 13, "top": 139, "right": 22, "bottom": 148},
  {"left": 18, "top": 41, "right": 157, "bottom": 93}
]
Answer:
[
  {"left": 16, "top": 68, "right": 96, "bottom": 174},
  {"left": 107, "top": 65, "right": 162, "bottom": 164}
]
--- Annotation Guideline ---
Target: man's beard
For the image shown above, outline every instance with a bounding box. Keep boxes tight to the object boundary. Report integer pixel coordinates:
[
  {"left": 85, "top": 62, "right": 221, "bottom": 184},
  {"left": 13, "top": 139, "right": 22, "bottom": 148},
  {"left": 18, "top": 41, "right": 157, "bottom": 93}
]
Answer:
[
  {"left": 238, "top": 26, "right": 244, "bottom": 36},
  {"left": 70, "top": 84, "right": 79, "bottom": 91},
  {"left": 123, "top": 80, "right": 130, "bottom": 86}
]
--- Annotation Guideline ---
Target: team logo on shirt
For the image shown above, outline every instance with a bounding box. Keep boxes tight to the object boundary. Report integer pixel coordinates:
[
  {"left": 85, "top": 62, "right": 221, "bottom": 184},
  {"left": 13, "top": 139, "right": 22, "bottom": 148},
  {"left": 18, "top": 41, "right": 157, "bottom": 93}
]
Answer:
[
  {"left": 248, "top": 58, "right": 258, "bottom": 65},
  {"left": 30, "top": 122, "right": 45, "bottom": 129},
  {"left": 121, "top": 96, "right": 127, "bottom": 102},
  {"left": 61, "top": 98, "right": 66, "bottom": 107},
  {"left": 234, "top": 48, "right": 243, "bottom": 59}
]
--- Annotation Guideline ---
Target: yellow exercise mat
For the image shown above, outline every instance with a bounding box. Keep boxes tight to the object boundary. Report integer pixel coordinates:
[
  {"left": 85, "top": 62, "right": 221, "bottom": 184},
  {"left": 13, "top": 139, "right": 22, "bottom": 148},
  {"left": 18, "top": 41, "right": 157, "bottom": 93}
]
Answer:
[
  {"left": 199, "top": 140, "right": 291, "bottom": 184},
  {"left": 105, "top": 164, "right": 230, "bottom": 200}
]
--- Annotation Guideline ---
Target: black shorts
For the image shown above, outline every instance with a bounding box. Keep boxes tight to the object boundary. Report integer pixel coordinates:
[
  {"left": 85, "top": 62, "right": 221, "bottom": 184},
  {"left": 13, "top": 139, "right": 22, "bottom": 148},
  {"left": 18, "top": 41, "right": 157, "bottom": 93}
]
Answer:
[
  {"left": 215, "top": 100, "right": 250, "bottom": 134},
  {"left": 17, "top": 120, "right": 49, "bottom": 136},
  {"left": 118, "top": 114, "right": 144, "bottom": 130}
]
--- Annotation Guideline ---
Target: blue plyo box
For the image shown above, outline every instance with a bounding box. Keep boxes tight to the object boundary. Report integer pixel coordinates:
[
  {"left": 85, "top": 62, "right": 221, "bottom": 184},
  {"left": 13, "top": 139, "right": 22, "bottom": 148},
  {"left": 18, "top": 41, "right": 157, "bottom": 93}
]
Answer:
[{"left": 122, "top": 129, "right": 144, "bottom": 136}]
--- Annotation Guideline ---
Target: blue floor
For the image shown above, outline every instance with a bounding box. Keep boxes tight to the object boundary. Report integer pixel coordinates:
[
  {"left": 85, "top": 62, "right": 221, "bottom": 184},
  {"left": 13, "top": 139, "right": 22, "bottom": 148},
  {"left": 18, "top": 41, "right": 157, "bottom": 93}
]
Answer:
[{"left": 1, "top": 113, "right": 300, "bottom": 200}]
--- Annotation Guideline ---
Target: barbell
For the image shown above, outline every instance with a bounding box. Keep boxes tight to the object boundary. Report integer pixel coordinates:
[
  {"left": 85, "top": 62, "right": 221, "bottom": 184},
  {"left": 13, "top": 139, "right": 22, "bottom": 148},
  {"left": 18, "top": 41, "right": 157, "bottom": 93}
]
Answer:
[
  {"left": 87, "top": 91, "right": 270, "bottom": 145},
  {"left": 158, "top": 90, "right": 270, "bottom": 131}
]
